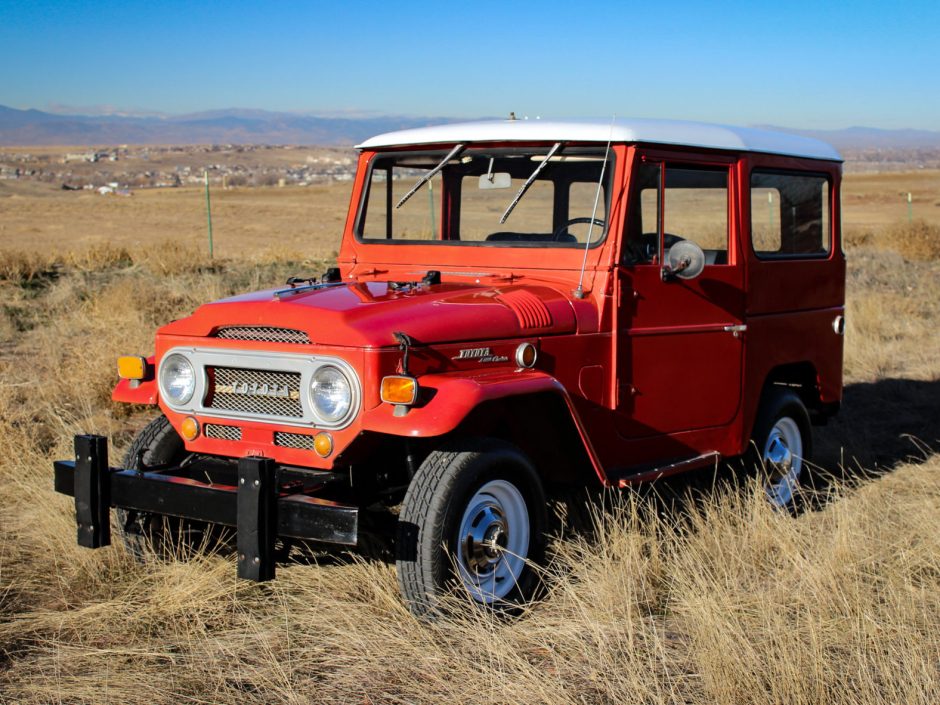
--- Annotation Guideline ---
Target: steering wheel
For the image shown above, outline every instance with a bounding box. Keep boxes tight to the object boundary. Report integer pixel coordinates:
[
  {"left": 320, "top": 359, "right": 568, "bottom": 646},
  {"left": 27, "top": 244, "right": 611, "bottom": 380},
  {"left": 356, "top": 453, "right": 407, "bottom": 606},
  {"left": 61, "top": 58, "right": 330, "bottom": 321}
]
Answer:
[
  {"left": 552, "top": 217, "right": 606, "bottom": 242},
  {"left": 625, "top": 232, "right": 684, "bottom": 264}
]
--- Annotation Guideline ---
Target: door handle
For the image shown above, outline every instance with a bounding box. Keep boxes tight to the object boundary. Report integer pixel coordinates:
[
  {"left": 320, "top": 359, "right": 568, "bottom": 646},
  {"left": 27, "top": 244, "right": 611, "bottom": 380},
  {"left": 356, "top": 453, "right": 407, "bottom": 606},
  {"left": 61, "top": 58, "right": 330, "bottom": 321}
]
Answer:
[{"left": 723, "top": 324, "right": 747, "bottom": 337}]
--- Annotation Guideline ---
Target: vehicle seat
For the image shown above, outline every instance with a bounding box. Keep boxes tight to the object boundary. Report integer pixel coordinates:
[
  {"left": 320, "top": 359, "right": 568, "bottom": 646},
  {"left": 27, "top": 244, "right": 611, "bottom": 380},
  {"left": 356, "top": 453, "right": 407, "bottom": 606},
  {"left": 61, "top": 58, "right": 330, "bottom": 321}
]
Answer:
[{"left": 702, "top": 249, "right": 727, "bottom": 265}]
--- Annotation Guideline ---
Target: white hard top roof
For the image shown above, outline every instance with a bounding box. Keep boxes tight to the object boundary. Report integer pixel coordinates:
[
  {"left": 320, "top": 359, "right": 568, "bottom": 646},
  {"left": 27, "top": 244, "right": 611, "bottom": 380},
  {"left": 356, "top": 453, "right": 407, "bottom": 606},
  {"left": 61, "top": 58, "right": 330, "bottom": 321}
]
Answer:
[{"left": 357, "top": 118, "right": 842, "bottom": 161}]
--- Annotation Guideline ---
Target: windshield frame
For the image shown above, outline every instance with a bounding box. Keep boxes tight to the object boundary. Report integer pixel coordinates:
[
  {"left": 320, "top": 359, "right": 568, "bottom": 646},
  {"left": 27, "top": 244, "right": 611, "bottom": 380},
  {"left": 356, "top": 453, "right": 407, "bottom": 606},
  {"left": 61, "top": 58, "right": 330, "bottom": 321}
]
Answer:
[{"left": 353, "top": 144, "right": 615, "bottom": 250}]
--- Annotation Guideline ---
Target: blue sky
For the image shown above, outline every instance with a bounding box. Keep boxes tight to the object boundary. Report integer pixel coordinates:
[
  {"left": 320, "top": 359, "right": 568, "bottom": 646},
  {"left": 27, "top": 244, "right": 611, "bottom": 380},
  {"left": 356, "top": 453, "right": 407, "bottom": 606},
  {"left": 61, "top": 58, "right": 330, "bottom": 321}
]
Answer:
[{"left": 2, "top": 0, "right": 938, "bottom": 129}]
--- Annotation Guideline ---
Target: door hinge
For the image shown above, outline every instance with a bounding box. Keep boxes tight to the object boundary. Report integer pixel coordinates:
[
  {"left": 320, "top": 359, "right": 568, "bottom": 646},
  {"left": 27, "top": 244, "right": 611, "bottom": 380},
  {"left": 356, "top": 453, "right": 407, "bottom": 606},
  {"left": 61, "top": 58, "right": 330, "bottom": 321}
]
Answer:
[{"left": 723, "top": 324, "right": 747, "bottom": 338}]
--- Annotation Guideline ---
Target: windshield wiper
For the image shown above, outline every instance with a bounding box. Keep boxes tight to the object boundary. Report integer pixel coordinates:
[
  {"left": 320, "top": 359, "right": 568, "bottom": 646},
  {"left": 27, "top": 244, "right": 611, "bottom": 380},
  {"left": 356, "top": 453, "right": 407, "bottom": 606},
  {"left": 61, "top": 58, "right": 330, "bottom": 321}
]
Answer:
[
  {"left": 395, "top": 143, "right": 465, "bottom": 209},
  {"left": 498, "top": 142, "right": 563, "bottom": 224}
]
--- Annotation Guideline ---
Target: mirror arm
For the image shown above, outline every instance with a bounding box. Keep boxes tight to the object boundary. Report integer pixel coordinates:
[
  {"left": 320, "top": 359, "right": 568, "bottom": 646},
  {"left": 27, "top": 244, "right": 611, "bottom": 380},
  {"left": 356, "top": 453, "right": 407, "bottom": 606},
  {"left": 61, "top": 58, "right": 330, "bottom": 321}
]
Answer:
[{"left": 661, "top": 256, "right": 692, "bottom": 282}]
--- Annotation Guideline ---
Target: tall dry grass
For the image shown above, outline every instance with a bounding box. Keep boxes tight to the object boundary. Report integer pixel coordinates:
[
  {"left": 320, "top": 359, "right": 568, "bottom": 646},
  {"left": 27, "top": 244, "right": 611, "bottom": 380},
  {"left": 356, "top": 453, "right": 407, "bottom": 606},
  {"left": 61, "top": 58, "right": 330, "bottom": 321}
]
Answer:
[{"left": 0, "top": 218, "right": 938, "bottom": 703}]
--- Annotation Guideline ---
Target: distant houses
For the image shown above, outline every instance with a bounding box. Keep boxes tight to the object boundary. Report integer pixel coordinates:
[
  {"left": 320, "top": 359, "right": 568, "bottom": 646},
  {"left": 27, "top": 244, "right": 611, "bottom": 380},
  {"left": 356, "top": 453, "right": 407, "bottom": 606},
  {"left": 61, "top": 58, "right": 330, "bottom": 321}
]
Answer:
[
  {"left": 1, "top": 144, "right": 360, "bottom": 191},
  {"left": 63, "top": 151, "right": 118, "bottom": 163}
]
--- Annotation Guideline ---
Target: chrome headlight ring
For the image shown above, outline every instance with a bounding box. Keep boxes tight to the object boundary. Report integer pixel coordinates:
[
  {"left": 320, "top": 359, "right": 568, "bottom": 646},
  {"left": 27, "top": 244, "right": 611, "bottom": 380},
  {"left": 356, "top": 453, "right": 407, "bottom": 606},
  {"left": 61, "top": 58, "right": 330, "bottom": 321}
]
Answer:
[
  {"left": 158, "top": 352, "right": 196, "bottom": 405},
  {"left": 309, "top": 364, "right": 354, "bottom": 426}
]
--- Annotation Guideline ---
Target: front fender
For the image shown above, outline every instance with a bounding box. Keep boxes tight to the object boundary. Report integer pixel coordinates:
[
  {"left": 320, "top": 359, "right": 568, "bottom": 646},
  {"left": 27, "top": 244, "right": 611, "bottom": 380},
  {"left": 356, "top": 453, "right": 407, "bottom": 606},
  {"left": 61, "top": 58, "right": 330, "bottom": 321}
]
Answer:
[
  {"left": 111, "top": 356, "right": 158, "bottom": 405},
  {"left": 112, "top": 378, "right": 158, "bottom": 404},
  {"left": 360, "top": 369, "right": 607, "bottom": 483}
]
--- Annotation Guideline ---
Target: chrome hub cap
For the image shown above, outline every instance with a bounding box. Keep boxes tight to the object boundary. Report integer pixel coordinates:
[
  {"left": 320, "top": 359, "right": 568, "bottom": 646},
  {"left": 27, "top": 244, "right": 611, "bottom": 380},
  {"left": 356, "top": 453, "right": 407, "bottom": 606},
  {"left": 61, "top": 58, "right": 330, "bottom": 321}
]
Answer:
[
  {"left": 457, "top": 480, "right": 529, "bottom": 603},
  {"left": 463, "top": 506, "right": 507, "bottom": 572},
  {"left": 763, "top": 417, "right": 803, "bottom": 507}
]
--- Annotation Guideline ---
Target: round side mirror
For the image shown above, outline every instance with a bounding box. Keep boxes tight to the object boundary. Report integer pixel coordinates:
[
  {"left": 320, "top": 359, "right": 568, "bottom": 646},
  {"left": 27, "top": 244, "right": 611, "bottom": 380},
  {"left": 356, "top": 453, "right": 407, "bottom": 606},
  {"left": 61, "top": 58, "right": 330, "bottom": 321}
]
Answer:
[{"left": 665, "top": 240, "right": 706, "bottom": 280}]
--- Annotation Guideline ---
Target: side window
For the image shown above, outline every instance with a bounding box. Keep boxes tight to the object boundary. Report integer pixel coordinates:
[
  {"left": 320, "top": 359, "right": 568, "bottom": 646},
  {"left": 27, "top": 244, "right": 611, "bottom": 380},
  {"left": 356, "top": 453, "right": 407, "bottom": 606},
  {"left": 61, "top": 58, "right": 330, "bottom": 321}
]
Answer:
[
  {"left": 623, "top": 161, "right": 661, "bottom": 264},
  {"left": 624, "top": 161, "right": 729, "bottom": 265},
  {"left": 750, "top": 171, "right": 830, "bottom": 257},
  {"left": 664, "top": 166, "right": 728, "bottom": 263}
]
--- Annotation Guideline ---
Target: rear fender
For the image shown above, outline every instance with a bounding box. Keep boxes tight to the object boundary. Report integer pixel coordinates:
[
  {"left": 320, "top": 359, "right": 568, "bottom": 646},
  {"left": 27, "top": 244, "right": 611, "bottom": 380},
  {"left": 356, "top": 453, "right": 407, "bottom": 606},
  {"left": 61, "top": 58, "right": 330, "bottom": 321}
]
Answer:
[{"left": 360, "top": 369, "right": 607, "bottom": 484}]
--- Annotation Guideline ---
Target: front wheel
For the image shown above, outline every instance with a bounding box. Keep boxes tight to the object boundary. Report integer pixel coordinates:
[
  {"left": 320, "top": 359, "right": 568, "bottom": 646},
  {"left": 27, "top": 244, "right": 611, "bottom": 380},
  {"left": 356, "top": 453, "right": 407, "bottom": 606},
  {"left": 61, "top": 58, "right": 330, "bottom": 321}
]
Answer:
[
  {"left": 750, "top": 389, "right": 813, "bottom": 509},
  {"left": 117, "top": 415, "right": 214, "bottom": 559},
  {"left": 396, "top": 439, "right": 546, "bottom": 618}
]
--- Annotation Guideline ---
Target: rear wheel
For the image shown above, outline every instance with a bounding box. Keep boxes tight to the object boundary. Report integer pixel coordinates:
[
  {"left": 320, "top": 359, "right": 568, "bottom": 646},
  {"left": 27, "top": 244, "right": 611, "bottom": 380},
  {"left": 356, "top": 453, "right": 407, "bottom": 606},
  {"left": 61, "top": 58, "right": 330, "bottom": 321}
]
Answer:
[
  {"left": 117, "top": 415, "right": 212, "bottom": 559},
  {"left": 750, "top": 389, "right": 812, "bottom": 508},
  {"left": 396, "top": 439, "right": 546, "bottom": 618}
]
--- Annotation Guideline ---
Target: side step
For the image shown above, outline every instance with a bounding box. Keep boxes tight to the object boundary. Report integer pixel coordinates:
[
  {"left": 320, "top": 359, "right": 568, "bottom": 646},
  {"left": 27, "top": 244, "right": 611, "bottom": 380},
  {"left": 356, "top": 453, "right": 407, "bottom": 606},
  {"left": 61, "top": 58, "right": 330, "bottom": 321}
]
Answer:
[{"left": 616, "top": 451, "right": 722, "bottom": 487}]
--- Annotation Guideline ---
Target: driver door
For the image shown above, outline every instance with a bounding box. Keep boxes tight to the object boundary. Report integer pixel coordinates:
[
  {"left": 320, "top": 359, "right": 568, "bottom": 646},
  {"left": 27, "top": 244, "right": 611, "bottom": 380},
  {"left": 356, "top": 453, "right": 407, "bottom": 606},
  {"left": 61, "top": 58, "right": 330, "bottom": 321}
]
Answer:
[{"left": 615, "top": 152, "right": 745, "bottom": 441}]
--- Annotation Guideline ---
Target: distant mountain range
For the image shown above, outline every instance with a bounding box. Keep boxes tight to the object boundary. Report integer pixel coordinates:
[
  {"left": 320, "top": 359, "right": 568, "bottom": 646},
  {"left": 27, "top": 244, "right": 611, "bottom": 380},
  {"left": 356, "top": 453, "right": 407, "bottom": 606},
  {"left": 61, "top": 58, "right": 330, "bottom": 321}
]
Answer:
[
  {"left": 753, "top": 124, "right": 940, "bottom": 151},
  {"left": 2, "top": 104, "right": 940, "bottom": 150},
  {"left": 0, "top": 105, "right": 461, "bottom": 146}
]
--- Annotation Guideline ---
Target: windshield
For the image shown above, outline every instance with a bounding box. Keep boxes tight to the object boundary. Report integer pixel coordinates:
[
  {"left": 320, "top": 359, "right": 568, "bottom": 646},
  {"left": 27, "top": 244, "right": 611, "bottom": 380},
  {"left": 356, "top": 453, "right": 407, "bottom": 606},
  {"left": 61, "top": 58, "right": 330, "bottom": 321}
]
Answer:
[{"left": 356, "top": 146, "right": 612, "bottom": 247}]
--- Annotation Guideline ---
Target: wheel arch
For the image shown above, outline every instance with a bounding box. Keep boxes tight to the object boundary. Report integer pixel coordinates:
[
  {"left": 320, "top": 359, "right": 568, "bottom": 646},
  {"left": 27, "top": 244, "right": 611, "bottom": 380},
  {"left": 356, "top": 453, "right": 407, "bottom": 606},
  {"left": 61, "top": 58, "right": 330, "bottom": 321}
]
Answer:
[
  {"left": 360, "top": 370, "right": 608, "bottom": 486},
  {"left": 448, "top": 392, "right": 603, "bottom": 488},
  {"left": 760, "top": 361, "right": 827, "bottom": 422}
]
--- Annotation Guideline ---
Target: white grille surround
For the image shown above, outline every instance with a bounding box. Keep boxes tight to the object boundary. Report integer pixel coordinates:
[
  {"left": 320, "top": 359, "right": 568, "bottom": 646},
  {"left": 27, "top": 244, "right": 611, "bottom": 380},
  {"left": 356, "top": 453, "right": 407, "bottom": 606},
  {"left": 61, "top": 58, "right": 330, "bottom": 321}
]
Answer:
[{"left": 158, "top": 347, "right": 361, "bottom": 429}]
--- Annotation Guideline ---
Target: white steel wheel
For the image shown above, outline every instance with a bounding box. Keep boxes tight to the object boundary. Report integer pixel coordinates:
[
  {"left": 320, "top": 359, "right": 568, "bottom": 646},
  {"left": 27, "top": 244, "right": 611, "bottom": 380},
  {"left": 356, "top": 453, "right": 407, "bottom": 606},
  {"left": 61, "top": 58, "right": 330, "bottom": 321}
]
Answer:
[
  {"left": 762, "top": 416, "right": 803, "bottom": 507},
  {"left": 456, "top": 479, "right": 530, "bottom": 604},
  {"left": 751, "top": 388, "right": 813, "bottom": 510},
  {"left": 396, "top": 439, "right": 547, "bottom": 619}
]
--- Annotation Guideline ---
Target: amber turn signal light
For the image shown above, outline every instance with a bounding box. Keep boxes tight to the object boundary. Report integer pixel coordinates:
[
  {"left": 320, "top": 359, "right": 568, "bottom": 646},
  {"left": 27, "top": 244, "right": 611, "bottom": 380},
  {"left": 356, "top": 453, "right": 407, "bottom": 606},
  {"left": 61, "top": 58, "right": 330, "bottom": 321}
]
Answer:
[
  {"left": 180, "top": 416, "right": 200, "bottom": 441},
  {"left": 117, "top": 355, "right": 148, "bottom": 380},
  {"left": 313, "top": 432, "right": 333, "bottom": 458},
  {"left": 381, "top": 375, "right": 418, "bottom": 405},
  {"left": 514, "top": 342, "right": 537, "bottom": 369}
]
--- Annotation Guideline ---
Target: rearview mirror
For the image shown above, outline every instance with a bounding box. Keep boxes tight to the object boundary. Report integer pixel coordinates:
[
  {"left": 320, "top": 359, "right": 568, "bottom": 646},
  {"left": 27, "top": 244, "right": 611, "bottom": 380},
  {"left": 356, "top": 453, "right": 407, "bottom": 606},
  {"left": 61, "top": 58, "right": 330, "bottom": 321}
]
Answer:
[
  {"left": 478, "top": 173, "right": 511, "bottom": 189},
  {"left": 663, "top": 240, "right": 706, "bottom": 281}
]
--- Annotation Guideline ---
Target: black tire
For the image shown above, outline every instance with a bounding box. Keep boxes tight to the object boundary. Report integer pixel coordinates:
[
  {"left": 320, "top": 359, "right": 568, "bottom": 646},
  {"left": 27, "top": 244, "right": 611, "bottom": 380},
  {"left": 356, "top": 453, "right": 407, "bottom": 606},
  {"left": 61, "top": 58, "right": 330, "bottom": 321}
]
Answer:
[
  {"left": 117, "top": 415, "right": 209, "bottom": 559},
  {"left": 749, "top": 388, "right": 813, "bottom": 509},
  {"left": 396, "top": 438, "right": 547, "bottom": 619}
]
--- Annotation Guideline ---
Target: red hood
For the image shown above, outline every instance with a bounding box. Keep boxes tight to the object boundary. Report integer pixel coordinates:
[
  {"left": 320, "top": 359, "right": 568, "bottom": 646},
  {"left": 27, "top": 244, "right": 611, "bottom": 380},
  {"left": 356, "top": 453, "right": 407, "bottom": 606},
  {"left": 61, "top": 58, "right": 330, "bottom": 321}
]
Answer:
[{"left": 158, "top": 281, "right": 583, "bottom": 347}]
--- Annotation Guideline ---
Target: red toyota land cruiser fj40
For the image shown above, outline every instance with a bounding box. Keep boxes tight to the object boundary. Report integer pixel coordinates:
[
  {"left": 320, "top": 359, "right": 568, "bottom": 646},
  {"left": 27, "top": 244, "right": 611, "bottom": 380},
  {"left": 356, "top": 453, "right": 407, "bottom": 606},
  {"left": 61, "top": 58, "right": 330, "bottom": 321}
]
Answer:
[{"left": 55, "top": 118, "right": 844, "bottom": 616}]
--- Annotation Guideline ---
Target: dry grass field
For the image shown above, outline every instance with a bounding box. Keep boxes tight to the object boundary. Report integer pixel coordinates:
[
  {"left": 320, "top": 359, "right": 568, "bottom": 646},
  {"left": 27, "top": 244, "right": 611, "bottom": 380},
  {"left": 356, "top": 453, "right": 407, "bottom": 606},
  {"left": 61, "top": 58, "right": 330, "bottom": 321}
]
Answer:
[
  {"left": 0, "top": 181, "right": 352, "bottom": 261},
  {"left": 0, "top": 168, "right": 939, "bottom": 704}
]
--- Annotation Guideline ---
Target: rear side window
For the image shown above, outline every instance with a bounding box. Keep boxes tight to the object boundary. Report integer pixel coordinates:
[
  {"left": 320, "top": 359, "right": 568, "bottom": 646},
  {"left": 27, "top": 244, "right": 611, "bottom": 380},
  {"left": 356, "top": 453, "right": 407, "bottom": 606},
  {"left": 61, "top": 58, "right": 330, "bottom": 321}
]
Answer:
[{"left": 750, "top": 171, "right": 830, "bottom": 258}]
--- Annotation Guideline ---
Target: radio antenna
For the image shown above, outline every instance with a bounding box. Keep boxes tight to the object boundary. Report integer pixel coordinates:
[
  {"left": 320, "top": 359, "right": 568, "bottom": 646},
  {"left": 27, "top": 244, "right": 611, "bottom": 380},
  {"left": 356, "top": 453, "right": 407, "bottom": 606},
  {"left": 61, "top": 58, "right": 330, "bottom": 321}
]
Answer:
[{"left": 573, "top": 116, "right": 615, "bottom": 299}]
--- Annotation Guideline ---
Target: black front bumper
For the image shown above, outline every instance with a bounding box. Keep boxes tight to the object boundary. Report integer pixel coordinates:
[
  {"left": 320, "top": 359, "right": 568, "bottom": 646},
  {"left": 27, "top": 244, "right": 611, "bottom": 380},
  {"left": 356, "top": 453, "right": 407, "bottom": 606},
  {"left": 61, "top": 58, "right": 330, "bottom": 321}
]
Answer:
[{"left": 54, "top": 435, "right": 358, "bottom": 581}]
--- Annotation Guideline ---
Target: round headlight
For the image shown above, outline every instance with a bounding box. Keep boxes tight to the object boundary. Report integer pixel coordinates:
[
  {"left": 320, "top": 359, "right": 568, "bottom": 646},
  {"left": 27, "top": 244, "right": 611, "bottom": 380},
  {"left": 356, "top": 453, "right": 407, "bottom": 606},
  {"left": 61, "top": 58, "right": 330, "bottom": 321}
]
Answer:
[
  {"left": 310, "top": 365, "right": 352, "bottom": 424},
  {"left": 160, "top": 353, "right": 196, "bottom": 405}
]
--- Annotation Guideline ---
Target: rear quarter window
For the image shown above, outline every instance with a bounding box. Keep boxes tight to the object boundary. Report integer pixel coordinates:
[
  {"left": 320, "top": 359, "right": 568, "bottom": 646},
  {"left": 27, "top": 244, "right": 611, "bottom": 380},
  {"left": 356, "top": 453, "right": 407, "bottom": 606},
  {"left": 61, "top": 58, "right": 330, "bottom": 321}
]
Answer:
[{"left": 750, "top": 170, "right": 830, "bottom": 259}]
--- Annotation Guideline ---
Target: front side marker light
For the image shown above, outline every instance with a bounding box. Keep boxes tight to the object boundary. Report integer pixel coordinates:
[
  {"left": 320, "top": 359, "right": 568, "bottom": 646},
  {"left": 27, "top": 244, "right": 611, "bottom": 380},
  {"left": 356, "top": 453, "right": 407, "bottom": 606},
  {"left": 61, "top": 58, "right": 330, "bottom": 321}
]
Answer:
[
  {"left": 381, "top": 375, "right": 418, "bottom": 405},
  {"left": 180, "top": 416, "right": 200, "bottom": 441},
  {"left": 313, "top": 432, "right": 333, "bottom": 458},
  {"left": 515, "top": 342, "right": 537, "bottom": 369},
  {"left": 118, "top": 355, "right": 147, "bottom": 380}
]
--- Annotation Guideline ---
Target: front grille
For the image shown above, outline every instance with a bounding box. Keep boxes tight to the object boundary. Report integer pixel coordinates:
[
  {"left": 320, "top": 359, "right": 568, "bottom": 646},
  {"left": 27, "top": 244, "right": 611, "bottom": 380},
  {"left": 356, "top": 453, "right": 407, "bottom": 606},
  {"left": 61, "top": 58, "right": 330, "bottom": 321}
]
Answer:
[
  {"left": 274, "top": 432, "right": 315, "bottom": 450},
  {"left": 204, "top": 424, "right": 242, "bottom": 441},
  {"left": 215, "top": 326, "right": 310, "bottom": 344},
  {"left": 206, "top": 367, "right": 303, "bottom": 418}
]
